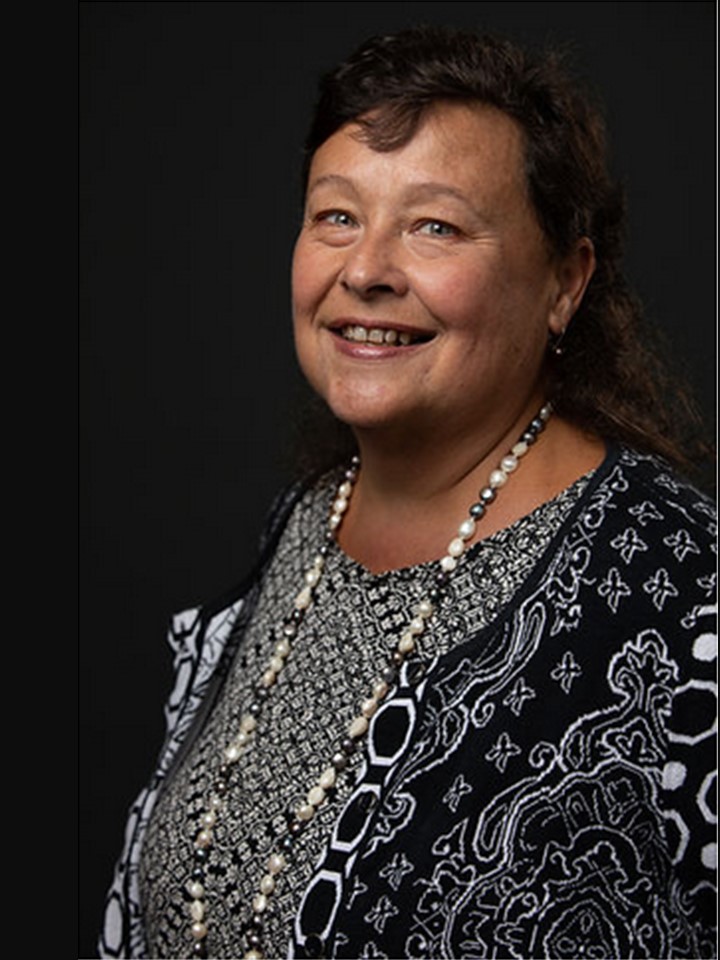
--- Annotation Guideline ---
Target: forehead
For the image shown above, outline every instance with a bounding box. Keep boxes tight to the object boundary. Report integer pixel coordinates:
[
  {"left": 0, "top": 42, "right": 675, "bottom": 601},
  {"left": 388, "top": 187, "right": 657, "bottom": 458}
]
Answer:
[{"left": 307, "top": 102, "right": 530, "bottom": 205}]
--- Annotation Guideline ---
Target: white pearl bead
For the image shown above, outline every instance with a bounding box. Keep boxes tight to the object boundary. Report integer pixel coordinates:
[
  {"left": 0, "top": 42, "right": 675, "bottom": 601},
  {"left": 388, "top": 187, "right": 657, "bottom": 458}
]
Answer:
[
  {"left": 448, "top": 537, "right": 465, "bottom": 557},
  {"left": 190, "top": 899, "right": 205, "bottom": 922},
  {"left": 349, "top": 715, "right": 369, "bottom": 738},
  {"left": 201, "top": 810, "right": 217, "bottom": 828},
  {"left": 245, "top": 951, "right": 263, "bottom": 960},
  {"left": 458, "top": 518, "right": 476, "bottom": 540},
  {"left": 187, "top": 881, "right": 204, "bottom": 899},
  {"left": 224, "top": 743, "right": 242, "bottom": 763},
  {"left": 209, "top": 794, "right": 223, "bottom": 811},
  {"left": 501, "top": 454, "right": 518, "bottom": 473},
  {"left": 329, "top": 513, "right": 342, "bottom": 530},
  {"left": 297, "top": 803, "right": 316, "bottom": 821},
  {"left": 295, "top": 586, "right": 312, "bottom": 609},
  {"left": 333, "top": 497, "right": 348, "bottom": 514},
  {"left": 275, "top": 638, "right": 291, "bottom": 658},
  {"left": 234, "top": 731, "right": 249, "bottom": 748},
  {"left": 408, "top": 617, "right": 424, "bottom": 635},
  {"left": 305, "top": 568, "right": 321, "bottom": 587},
  {"left": 361, "top": 697, "right": 378, "bottom": 718},
  {"left": 195, "top": 829, "right": 212, "bottom": 848},
  {"left": 240, "top": 714, "right": 257, "bottom": 733},
  {"left": 307, "top": 785, "right": 326, "bottom": 806},
  {"left": 372, "top": 679, "right": 389, "bottom": 699},
  {"left": 489, "top": 469, "right": 507, "bottom": 488},
  {"left": 440, "top": 555, "right": 457, "bottom": 572},
  {"left": 191, "top": 921, "right": 208, "bottom": 940},
  {"left": 540, "top": 403, "right": 552, "bottom": 420},
  {"left": 319, "top": 767, "right": 337, "bottom": 790},
  {"left": 261, "top": 669, "right": 277, "bottom": 688},
  {"left": 338, "top": 481, "right": 352, "bottom": 498},
  {"left": 399, "top": 633, "right": 416, "bottom": 654},
  {"left": 268, "top": 853, "right": 286, "bottom": 874},
  {"left": 512, "top": 441, "right": 528, "bottom": 457},
  {"left": 252, "top": 893, "right": 268, "bottom": 913},
  {"left": 269, "top": 655, "right": 285, "bottom": 674},
  {"left": 260, "top": 874, "right": 276, "bottom": 895},
  {"left": 415, "top": 599, "right": 434, "bottom": 618}
]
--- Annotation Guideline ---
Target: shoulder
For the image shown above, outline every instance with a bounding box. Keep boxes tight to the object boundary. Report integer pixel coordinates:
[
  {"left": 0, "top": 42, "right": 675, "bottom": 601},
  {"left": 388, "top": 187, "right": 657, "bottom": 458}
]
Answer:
[
  {"left": 568, "top": 446, "right": 716, "bottom": 585},
  {"left": 596, "top": 446, "right": 715, "bottom": 530}
]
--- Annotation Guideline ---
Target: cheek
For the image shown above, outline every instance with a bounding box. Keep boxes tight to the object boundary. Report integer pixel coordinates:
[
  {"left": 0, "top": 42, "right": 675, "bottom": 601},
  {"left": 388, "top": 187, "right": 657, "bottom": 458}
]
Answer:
[
  {"left": 416, "top": 265, "right": 492, "bottom": 332},
  {"left": 291, "top": 237, "right": 337, "bottom": 322}
]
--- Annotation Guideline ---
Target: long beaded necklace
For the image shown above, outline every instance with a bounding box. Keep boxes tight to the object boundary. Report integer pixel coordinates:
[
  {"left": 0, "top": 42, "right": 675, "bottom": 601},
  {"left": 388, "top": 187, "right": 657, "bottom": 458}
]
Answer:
[{"left": 183, "top": 402, "right": 553, "bottom": 960}]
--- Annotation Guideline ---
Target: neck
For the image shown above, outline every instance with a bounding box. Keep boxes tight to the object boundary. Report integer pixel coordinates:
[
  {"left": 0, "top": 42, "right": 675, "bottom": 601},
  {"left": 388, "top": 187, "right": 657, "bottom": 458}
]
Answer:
[{"left": 335, "top": 401, "right": 605, "bottom": 573}]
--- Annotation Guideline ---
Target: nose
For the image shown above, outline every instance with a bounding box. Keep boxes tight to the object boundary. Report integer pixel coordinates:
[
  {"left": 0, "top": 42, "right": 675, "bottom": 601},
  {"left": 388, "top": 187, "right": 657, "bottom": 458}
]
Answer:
[{"left": 339, "top": 229, "right": 408, "bottom": 299}]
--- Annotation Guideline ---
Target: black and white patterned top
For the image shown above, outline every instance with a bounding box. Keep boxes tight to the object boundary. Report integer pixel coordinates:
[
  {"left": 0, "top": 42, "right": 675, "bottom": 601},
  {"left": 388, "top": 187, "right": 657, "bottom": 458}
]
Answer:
[{"left": 100, "top": 446, "right": 717, "bottom": 959}]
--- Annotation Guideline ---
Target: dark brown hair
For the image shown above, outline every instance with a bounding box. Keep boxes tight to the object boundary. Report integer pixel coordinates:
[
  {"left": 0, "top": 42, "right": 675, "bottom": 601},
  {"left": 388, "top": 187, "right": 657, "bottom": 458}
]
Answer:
[{"left": 298, "top": 25, "right": 711, "bottom": 475}]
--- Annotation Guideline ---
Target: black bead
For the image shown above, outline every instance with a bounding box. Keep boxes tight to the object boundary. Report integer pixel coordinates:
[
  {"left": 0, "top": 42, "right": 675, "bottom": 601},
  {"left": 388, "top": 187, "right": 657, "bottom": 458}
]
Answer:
[
  {"left": 248, "top": 701, "right": 262, "bottom": 717},
  {"left": 192, "top": 867, "right": 205, "bottom": 881},
  {"left": 281, "top": 835, "right": 295, "bottom": 854},
  {"left": 289, "top": 819, "right": 305, "bottom": 836},
  {"left": 318, "top": 543, "right": 330, "bottom": 557},
  {"left": 381, "top": 665, "right": 397, "bottom": 684},
  {"left": 530, "top": 417, "right": 544, "bottom": 433},
  {"left": 392, "top": 651, "right": 405, "bottom": 666},
  {"left": 480, "top": 487, "right": 496, "bottom": 503},
  {"left": 194, "top": 847, "right": 208, "bottom": 863},
  {"left": 303, "top": 934, "right": 325, "bottom": 958},
  {"left": 246, "top": 932, "right": 262, "bottom": 949},
  {"left": 469, "top": 502, "right": 486, "bottom": 519},
  {"left": 192, "top": 942, "right": 207, "bottom": 958},
  {"left": 521, "top": 430, "right": 536, "bottom": 445},
  {"left": 254, "top": 686, "right": 269, "bottom": 702},
  {"left": 340, "top": 737, "right": 356, "bottom": 755},
  {"left": 332, "top": 752, "right": 348, "bottom": 771},
  {"left": 214, "top": 778, "right": 228, "bottom": 796},
  {"left": 435, "top": 571, "right": 450, "bottom": 586}
]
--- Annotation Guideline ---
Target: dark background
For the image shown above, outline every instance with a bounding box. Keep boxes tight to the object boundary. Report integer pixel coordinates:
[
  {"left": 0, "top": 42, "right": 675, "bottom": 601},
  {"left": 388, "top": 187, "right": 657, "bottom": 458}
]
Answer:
[{"left": 79, "top": 2, "right": 715, "bottom": 956}]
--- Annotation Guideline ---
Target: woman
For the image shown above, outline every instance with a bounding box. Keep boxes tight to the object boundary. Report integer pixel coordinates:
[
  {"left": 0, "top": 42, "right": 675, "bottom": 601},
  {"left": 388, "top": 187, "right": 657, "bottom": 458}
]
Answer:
[{"left": 101, "top": 27, "right": 716, "bottom": 960}]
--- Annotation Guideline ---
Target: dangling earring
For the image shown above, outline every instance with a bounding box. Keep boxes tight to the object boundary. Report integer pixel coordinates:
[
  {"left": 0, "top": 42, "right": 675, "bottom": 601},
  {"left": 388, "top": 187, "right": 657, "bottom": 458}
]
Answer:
[{"left": 549, "top": 327, "right": 567, "bottom": 357}]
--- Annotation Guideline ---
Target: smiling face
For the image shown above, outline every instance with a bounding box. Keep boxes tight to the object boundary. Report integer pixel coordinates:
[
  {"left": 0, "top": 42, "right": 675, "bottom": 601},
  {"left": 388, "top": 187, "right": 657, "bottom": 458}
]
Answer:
[{"left": 292, "top": 102, "right": 585, "bottom": 445}]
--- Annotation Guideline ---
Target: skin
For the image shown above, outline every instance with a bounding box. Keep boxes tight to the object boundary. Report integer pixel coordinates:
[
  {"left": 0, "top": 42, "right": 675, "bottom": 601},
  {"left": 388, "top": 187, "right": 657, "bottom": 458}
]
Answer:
[{"left": 292, "top": 102, "right": 604, "bottom": 572}]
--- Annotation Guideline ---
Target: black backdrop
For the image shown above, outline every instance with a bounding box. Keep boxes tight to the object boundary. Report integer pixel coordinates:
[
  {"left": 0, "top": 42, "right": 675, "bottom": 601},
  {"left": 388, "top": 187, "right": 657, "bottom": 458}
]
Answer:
[{"left": 79, "top": 2, "right": 715, "bottom": 955}]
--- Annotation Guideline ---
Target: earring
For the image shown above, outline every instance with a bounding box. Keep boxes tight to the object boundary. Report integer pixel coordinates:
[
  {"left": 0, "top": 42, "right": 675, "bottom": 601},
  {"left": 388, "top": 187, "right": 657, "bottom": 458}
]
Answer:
[{"left": 549, "top": 328, "right": 567, "bottom": 357}]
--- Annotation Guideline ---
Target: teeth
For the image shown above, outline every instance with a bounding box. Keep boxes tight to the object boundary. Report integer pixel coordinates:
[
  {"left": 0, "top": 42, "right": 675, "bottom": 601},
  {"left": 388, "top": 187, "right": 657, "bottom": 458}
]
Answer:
[{"left": 341, "top": 325, "right": 417, "bottom": 345}]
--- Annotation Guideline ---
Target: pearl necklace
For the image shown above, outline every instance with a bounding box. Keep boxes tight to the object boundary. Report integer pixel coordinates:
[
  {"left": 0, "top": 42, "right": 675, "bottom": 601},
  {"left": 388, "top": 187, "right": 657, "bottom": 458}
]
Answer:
[{"left": 183, "top": 403, "right": 553, "bottom": 960}]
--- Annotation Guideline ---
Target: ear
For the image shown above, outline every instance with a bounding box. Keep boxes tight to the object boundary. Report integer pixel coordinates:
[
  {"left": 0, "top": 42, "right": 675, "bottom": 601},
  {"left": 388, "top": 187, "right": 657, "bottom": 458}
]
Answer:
[{"left": 547, "top": 237, "right": 596, "bottom": 336}]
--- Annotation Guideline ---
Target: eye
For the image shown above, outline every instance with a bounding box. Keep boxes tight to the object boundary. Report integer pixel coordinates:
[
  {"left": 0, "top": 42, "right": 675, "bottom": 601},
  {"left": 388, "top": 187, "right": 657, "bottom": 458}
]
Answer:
[
  {"left": 416, "top": 219, "right": 460, "bottom": 238},
  {"left": 317, "top": 210, "right": 357, "bottom": 228}
]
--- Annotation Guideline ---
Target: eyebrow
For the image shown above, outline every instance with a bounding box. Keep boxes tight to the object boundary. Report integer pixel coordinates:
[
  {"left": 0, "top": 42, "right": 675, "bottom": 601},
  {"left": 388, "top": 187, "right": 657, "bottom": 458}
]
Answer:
[{"left": 306, "top": 174, "right": 484, "bottom": 219}]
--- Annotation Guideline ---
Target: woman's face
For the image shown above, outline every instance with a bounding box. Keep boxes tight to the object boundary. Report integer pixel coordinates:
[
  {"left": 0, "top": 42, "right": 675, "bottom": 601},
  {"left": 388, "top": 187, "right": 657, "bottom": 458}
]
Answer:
[{"left": 292, "top": 102, "right": 582, "bottom": 441}]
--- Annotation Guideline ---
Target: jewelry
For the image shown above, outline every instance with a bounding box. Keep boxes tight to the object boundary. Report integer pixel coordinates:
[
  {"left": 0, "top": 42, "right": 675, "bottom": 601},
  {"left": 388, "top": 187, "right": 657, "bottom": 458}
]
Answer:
[
  {"left": 549, "top": 327, "right": 567, "bottom": 356},
  {"left": 183, "top": 402, "right": 553, "bottom": 959}
]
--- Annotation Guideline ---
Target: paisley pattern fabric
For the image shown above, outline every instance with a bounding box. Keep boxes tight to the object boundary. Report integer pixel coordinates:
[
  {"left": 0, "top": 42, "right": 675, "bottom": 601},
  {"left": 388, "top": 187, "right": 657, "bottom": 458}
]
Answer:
[{"left": 99, "top": 448, "right": 717, "bottom": 959}]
